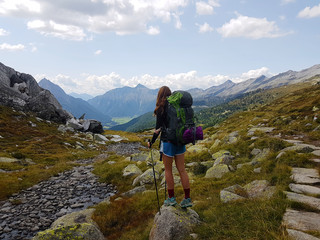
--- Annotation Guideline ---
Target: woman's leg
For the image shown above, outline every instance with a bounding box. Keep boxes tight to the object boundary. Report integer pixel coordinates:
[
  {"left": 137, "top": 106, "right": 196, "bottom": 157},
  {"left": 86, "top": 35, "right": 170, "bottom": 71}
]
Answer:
[
  {"left": 163, "top": 154, "right": 175, "bottom": 197},
  {"left": 174, "top": 153, "right": 190, "bottom": 190}
]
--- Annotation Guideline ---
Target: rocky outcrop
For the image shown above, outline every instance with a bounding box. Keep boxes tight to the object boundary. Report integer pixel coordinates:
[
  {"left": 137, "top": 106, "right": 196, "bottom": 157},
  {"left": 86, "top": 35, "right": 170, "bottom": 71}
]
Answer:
[
  {"left": 0, "top": 62, "right": 72, "bottom": 123},
  {"left": 33, "top": 209, "right": 104, "bottom": 240},
  {"left": 220, "top": 180, "right": 276, "bottom": 203},
  {"left": 149, "top": 206, "right": 200, "bottom": 240},
  {"left": 0, "top": 163, "right": 115, "bottom": 240}
]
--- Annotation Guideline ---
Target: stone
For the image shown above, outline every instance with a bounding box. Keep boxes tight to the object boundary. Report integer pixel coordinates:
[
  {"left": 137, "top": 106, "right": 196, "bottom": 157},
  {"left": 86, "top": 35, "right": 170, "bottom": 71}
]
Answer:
[
  {"left": 251, "top": 148, "right": 262, "bottom": 156},
  {"left": 133, "top": 169, "right": 160, "bottom": 186},
  {"left": 212, "top": 150, "right": 231, "bottom": 160},
  {"left": 209, "top": 139, "right": 221, "bottom": 153},
  {"left": 253, "top": 167, "right": 261, "bottom": 173},
  {"left": 93, "top": 134, "right": 108, "bottom": 142},
  {"left": 149, "top": 206, "right": 200, "bottom": 240},
  {"left": 213, "top": 154, "right": 234, "bottom": 166},
  {"left": 283, "top": 209, "right": 320, "bottom": 232},
  {"left": 227, "top": 131, "right": 239, "bottom": 144},
  {"left": 130, "top": 152, "right": 149, "bottom": 162},
  {"left": 187, "top": 145, "right": 208, "bottom": 154},
  {"left": 291, "top": 168, "right": 320, "bottom": 185},
  {"left": 0, "top": 157, "right": 19, "bottom": 163},
  {"left": 289, "top": 183, "right": 320, "bottom": 196},
  {"left": 121, "top": 186, "right": 147, "bottom": 197},
  {"left": 205, "top": 164, "right": 230, "bottom": 179},
  {"left": 313, "top": 150, "right": 320, "bottom": 156},
  {"left": 287, "top": 229, "right": 320, "bottom": 240},
  {"left": 251, "top": 148, "right": 270, "bottom": 164},
  {"left": 285, "top": 192, "right": 320, "bottom": 210},
  {"left": 220, "top": 185, "right": 247, "bottom": 203},
  {"left": 243, "top": 180, "right": 269, "bottom": 199},
  {"left": 247, "top": 127, "right": 275, "bottom": 136}
]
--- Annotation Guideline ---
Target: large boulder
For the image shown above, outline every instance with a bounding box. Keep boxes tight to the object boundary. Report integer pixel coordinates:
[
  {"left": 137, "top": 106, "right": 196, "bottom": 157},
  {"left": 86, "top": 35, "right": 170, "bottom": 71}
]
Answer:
[
  {"left": 0, "top": 62, "right": 72, "bottom": 123},
  {"left": 205, "top": 164, "right": 230, "bottom": 179},
  {"left": 32, "top": 209, "right": 104, "bottom": 240},
  {"left": 149, "top": 206, "right": 200, "bottom": 240},
  {"left": 123, "top": 164, "right": 143, "bottom": 177}
]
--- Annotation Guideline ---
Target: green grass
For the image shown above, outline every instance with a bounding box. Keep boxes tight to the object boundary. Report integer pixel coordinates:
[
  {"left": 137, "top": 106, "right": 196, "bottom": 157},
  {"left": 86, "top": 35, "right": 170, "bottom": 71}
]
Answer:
[{"left": 112, "top": 117, "right": 134, "bottom": 125}]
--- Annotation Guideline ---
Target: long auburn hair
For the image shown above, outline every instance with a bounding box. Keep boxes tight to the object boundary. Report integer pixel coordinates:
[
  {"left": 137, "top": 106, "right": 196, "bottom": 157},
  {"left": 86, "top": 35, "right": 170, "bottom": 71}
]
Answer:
[{"left": 154, "top": 86, "right": 171, "bottom": 115}]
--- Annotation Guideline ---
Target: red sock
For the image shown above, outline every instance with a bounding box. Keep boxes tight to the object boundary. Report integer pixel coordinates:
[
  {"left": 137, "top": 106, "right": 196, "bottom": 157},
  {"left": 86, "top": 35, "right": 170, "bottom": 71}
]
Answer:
[
  {"left": 168, "top": 189, "right": 174, "bottom": 198},
  {"left": 184, "top": 188, "right": 190, "bottom": 199}
]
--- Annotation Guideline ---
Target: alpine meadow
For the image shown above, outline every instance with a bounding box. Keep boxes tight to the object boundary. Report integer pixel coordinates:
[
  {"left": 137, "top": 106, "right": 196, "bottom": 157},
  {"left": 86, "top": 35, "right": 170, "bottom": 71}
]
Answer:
[{"left": 1, "top": 1, "right": 320, "bottom": 240}]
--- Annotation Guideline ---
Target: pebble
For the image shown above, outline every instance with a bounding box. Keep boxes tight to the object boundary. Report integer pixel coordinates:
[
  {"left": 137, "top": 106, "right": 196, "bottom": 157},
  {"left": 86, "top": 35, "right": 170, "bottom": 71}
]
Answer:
[{"left": 0, "top": 163, "right": 116, "bottom": 240}]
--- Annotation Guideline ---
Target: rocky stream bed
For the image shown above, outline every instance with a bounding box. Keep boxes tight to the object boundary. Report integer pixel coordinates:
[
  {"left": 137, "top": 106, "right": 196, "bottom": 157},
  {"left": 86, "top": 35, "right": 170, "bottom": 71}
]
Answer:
[{"left": 0, "top": 142, "right": 144, "bottom": 240}]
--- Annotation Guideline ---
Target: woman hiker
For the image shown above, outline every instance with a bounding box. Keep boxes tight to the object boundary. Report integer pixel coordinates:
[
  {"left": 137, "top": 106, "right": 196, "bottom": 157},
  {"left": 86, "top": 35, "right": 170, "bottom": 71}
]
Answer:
[{"left": 148, "top": 86, "right": 192, "bottom": 208}]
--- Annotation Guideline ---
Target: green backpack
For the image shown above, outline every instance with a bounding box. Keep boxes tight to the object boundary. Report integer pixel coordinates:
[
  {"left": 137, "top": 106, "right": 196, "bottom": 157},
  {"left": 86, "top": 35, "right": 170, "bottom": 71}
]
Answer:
[{"left": 165, "top": 91, "right": 195, "bottom": 145}]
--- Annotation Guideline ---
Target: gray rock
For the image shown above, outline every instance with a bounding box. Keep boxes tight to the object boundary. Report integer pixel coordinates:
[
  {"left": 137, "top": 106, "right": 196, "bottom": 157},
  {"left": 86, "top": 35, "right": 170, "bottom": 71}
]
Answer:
[
  {"left": 291, "top": 168, "right": 320, "bottom": 185},
  {"left": 247, "top": 127, "right": 275, "bottom": 136},
  {"left": 33, "top": 209, "right": 104, "bottom": 240},
  {"left": 289, "top": 183, "right": 320, "bottom": 196},
  {"left": 285, "top": 191, "right": 320, "bottom": 210},
  {"left": 287, "top": 229, "right": 320, "bottom": 240},
  {"left": 313, "top": 150, "right": 320, "bottom": 156},
  {"left": 205, "top": 164, "right": 230, "bottom": 179},
  {"left": 0, "top": 157, "right": 19, "bottom": 163},
  {"left": 220, "top": 185, "right": 247, "bottom": 203},
  {"left": 123, "top": 164, "right": 143, "bottom": 177},
  {"left": 133, "top": 169, "right": 160, "bottom": 186},
  {"left": 94, "top": 134, "right": 108, "bottom": 142},
  {"left": 251, "top": 148, "right": 262, "bottom": 156},
  {"left": 149, "top": 206, "right": 200, "bottom": 240},
  {"left": 121, "top": 186, "right": 147, "bottom": 197},
  {"left": 283, "top": 209, "right": 320, "bottom": 232}
]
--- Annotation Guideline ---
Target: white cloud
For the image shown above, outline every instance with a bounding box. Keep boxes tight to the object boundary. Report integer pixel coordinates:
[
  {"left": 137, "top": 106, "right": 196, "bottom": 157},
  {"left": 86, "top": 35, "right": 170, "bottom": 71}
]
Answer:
[
  {"left": 0, "top": 0, "right": 189, "bottom": 40},
  {"left": 94, "top": 49, "right": 102, "bottom": 55},
  {"left": 196, "top": 0, "right": 220, "bottom": 15},
  {"left": 147, "top": 26, "right": 160, "bottom": 35},
  {"left": 298, "top": 4, "right": 320, "bottom": 18},
  {"left": 0, "top": 0, "right": 41, "bottom": 15},
  {"left": 34, "top": 67, "right": 272, "bottom": 96},
  {"left": 27, "top": 20, "right": 86, "bottom": 41},
  {"left": 0, "top": 43, "right": 25, "bottom": 51},
  {"left": 197, "top": 22, "right": 214, "bottom": 33},
  {"left": 217, "top": 14, "right": 292, "bottom": 39},
  {"left": 0, "top": 28, "right": 9, "bottom": 36},
  {"left": 231, "top": 67, "right": 271, "bottom": 83}
]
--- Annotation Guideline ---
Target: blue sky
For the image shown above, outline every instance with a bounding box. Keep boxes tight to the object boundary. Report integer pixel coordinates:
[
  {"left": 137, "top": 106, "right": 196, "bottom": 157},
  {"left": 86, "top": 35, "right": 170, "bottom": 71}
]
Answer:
[{"left": 0, "top": 0, "right": 319, "bottom": 96}]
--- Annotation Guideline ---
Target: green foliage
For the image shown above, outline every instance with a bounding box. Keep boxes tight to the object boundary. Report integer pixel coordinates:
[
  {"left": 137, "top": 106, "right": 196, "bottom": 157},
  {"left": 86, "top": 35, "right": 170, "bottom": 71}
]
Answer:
[
  {"left": 93, "top": 193, "right": 156, "bottom": 240},
  {"left": 276, "top": 151, "right": 314, "bottom": 168},
  {"left": 92, "top": 155, "right": 133, "bottom": 193},
  {"left": 191, "top": 162, "right": 208, "bottom": 175},
  {"left": 254, "top": 137, "right": 289, "bottom": 152}
]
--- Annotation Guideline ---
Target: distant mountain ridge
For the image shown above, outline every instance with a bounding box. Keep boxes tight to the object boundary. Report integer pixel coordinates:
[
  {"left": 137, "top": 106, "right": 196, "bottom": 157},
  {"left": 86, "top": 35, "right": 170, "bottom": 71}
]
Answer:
[
  {"left": 39, "top": 79, "right": 113, "bottom": 126},
  {"left": 69, "top": 92, "right": 93, "bottom": 101},
  {"left": 190, "top": 64, "right": 320, "bottom": 105},
  {"left": 88, "top": 84, "right": 158, "bottom": 118}
]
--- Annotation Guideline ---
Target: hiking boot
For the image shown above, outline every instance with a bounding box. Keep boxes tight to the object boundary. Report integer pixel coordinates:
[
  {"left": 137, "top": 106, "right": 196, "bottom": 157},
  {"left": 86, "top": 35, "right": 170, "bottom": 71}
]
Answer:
[
  {"left": 164, "top": 197, "right": 177, "bottom": 206},
  {"left": 180, "top": 198, "right": 192, "bottom": 208}
]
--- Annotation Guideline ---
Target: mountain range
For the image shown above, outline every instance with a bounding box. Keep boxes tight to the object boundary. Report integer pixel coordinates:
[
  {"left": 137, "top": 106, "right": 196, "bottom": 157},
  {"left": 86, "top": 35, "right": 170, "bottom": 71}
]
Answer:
[
  {"left": 37, "top": 64, "right": 320, "bottom": 129},
  {"left": 38, "top": 79, "right": 113, "bottom": 126},
  {"left": 88, "top": 84, "right": 158, "bottom": 118}
]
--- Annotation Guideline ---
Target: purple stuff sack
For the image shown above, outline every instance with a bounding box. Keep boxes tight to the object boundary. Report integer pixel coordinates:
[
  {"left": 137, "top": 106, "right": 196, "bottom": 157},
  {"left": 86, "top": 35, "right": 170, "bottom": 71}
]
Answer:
[{"left": 183, "top": 126, "right": 203, "bottom": 144}]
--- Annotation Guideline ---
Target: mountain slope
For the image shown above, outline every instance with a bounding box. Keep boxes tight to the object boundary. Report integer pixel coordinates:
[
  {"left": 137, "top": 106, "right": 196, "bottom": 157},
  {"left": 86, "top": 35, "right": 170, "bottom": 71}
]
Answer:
[
  {"left": 88, "top": 84, "right": 158, "bottom": 118},
  {"left": 39, "top": 79, "right": 113, "bottom": 125},
  {"left": 110, "top": 111, "right": 155, "bottom": 132}
]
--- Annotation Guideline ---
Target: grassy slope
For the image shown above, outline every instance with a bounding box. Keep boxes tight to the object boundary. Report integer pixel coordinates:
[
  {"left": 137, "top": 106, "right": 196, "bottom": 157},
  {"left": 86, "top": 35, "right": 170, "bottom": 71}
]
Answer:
[
  {"left": 0, "top": 107, "right": 144, "bottom": 200},
  {"left": 92, "top": 78, "right": 320, "bottom": 240}
]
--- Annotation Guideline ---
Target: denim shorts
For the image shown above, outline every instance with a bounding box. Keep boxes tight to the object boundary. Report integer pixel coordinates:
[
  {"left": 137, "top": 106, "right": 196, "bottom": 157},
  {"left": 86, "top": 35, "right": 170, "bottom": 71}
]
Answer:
[{"left": 160, "top": 141, "right": 186, "bottom": 157}]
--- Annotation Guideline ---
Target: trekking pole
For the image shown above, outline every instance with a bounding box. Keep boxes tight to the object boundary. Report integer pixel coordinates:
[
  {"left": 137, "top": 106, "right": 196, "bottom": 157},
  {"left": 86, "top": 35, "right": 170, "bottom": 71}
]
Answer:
[{"left": 148, "top": 140, "right": 161, "bottom": 215}]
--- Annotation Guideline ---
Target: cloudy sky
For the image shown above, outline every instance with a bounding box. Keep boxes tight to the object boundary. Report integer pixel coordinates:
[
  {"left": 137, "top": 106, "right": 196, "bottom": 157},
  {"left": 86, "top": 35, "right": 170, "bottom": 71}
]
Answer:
[{"left": 0, "top": 0, "right": 319, "bottom": 96}]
